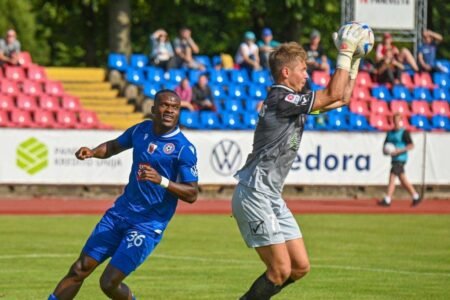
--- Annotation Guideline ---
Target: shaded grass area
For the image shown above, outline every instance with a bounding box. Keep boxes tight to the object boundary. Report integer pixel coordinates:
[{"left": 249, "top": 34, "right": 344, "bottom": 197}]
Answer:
[{"left": 0, "top": 214, "right": 449, "bottom": 299}]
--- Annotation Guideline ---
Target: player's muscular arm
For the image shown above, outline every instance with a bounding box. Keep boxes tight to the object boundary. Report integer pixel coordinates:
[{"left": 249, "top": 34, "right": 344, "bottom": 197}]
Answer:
[
  {"left": 312, "top": 69, "right": 348, "bottom": 111},
  {"left": 75, "top": 140, "right": 127, "bottom": 160},
  {"left": 314, "top": 77, "right": 356, "bottom": 112}
]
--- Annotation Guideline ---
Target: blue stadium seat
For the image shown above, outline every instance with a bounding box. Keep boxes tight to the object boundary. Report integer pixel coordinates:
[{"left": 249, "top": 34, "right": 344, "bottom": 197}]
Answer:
[
  {"left": 410, "top": 114, "right": 432, "bottom": 131},
  {"left": 245, "top": 99, "right": 261, "bottom": 112},
  {"left": 431, "top": 115, "right": 450, "bottom": 131},
  {"left": 436, "top": 59, "right": 450, "bottom": 74},
  {"left": 166, "top": 69, "right": 186, "bottom": 83},
  {"left": 125, "top": 68, "right": 145, "bottom": 85},
  {"left": 179, "top": 111, "right": 200, "bottom": 129},
  {"left": 349, "top": 113, "right": 375, "bottom": 131},
  {"left": 213, "top": 99, "right": 224, "bottom": 112},
  {"left": 228, "top": 84, "right": 247, "bottom": 98},
  {"left": 188, "top": 69, "right": 203, "bottom": 84},
  {"left": 222, "top": 112, "right": 243, "bottom": 129},
  {"left": 243, "top": 112, "right": 259, "bottom": 129},
  {"left": 163, "top": 81, "right": 178, "bottom": 90},
  {"left": 251, "top": 70, "right": 272, "bottom": 86},
  {"left": 212, "top": 55, "right": 222, "bottom": 67},
  {"left": 209, "top": 70, "right": 229, "bottom": 84},
  {"left": 210, "top": 84, "right": 227, "bottom": 98},
  {"left": 305, "top": 115, "right": 315, "bottom": 130},
  {"left": 310, "top": 114, "right": 328, "bottom": 130},
  {"left": 224, "top": 99, "right": 244, "bottom": 113},
  {"left": 229, "top": 69, "right": 250, "bottom": 84},
  {"left": 248, "top": 84, "right": 267, "bottom": 100},
  {"left": 108, "top": 53, "right": 128, "bottom": 71},
  {"left": 145, "top": 67, "right": 164, "bottom": 83},
  {"left": 327, "top": 114, "right": 350, "bottom": 131},
  {"left": 372, "top": 85, "right": 393, "bottom": 102},
  {"left": 432, "top": 87, "right": 450, "bottom": 102},
  {"left": 413, "top": 87, "right": 433, "bottom": 102},
  {"left": 392, "top": 85, "right": 413, "bottom": 102},
  {"left": 130, "top": 54, "right": 148, "bottom": 69},
  {"left": 329, "top": 106, "right": 349, "bottom": 115},
  {"left": 194, "top": 55, "right": 212, "bottom": 69},
  {"left": 142, "top": 82, "right": 162, "bottom": 98},
  {"left": 200, "top": 111, "right": 221, "bottom": 129},
  {"left": 433, "top": 72, "right": 449, "bottom": 89}
]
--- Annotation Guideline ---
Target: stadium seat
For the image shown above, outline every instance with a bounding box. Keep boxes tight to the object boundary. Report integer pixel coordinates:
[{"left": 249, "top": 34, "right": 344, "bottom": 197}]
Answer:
[
  {"left": 431, "top": 101, "right": 450, "bottom": 117},
  {"left": 392, "top": 85, "right": 413, "bottom": 102},
  {"left": 0, "top": 95, "right": 15, "bottom": 110},
  {"left": 61, "top": 96, "right": 82, "bottom": 111},
  {"left": 398, "top": 115, "right": 415, "bottom": 131},
  {"left": 56, "top": 110, "right": 78, "bottom": 128},
  {"left": 355, "top": 71, "right": 375, "bottom": 88},
  {"left": 16, "top": 94, "right": 38, "bottom": 111},
  {"left": 45, "top": 81, "right": 64, "bottom": 97},
  {"left": 229, "top": 69, "right": 250, "bottom": 84},
  {"left": 27, "top": 65, "right": 47, "bottom": 82},
  {"left": 352, "top": 86, "right": 373, "bottom": 102},
  {"left": 410, "top": 114, "right": 432, "bottom": 131},
  {"left": 78, "top": 110, "right": 106, "bottom": 129},
  {"left": 142, "top": 82, "right": 162, "bottom": 98},
  {"left": 33, "top": 110, "right": 58, "bottom": 128},
  {"left": 350, "top": 100, "right": 370, "bottom": 115},
  {"left": 349, "top": 113, "right": 374, "bottom": 131},
  {"left": 228, "top": 84, "right": 247, "bottom": 99},
  {"left": 0, "top": 80, "right": 19, "bottom": 95},
  {"left": 412, "top": 87, "right": 433, "bottom": 102},
  {"left": 411, "top": 101, "right": 432, "bottom": 117},
  {"left": 130, "top": 54, "right": 149, "bottom": 69},
  {"left": 0, "top": 110, "right": 12, "bottom": 127},
  {"left": 209, "top": 70, "right": 229, "bottom": 84},
  {"left": 431, "top": 115, "right": 450, "bottom": 131},
  {"left": 245, "top": 99, "right": 261, "bottom": 112},
  {"left": 333, "top": 106, "right": 349, "bottom": 115},
  {"left": 371, "top": 85, "right": 392, "bottom": 102},
  {"left": 17, "top": 51, "right": 33, "bottom": 66},
  {"left": 10, "top": 109, "right": 35, "bottom": 128},
  {"left": 304, "top": 115, "right": 315, "bottom": 130},
  {"left": 436, "top": 59, "right": 450, "bottom": 73},
  {"left": 224, "top": 99, "right": 244, "bottom": 113},
  {"left": 400, "top": 72, "right": 415, "bottom": 89},
  {"left": 243, "top": 112, "right": 259, "bottom": 129},
  {"left": 370, "top": 101, "right": 391, "bottom": 115},
  {"left": 248, "top": 83, "right": 267, "bottom": 100},
  {"left": 312, "top": 71, "right": 330, "bottom": 86},
  {"left": 200, "top": 111, "right": 221, "bottom": 129},
  {"left": 179, "top": 111, "right": 200, "bottom": 129},
  {"left": 210, "top": 84, "right": 226, "bottom": 98},
  {"left": 38, "top": 95, "right": 60, "bottom": 112},
  {"left": 390, "top": 100, "right": 411, "bottom": 116},
  {"left": 251, "top": 70, "right": 272, "bottom": 86},
  {"left": 327, "top": 114, "right": 350, "bottom": 130},
  {"left": 108, "top": 53, "right": 128, "bottom": 71},
  {"left": 167, "top": 69, "right": 186, "bottom": 84},
  {"left": 188, "top": 69, "right": 203, "bottom": 84},
  {"left": 213, "top": 99, "right": 224, "bottom": 112},
  {"left": 22, "top": 80, "right": 43, "bottom": 96},
  {"left": 212, "top": 55, "right": 222, "bottom": 68},
  {"left": 432, "top": 87, "right": 450, "bottom": 101},
  {"left": 369, "top": 114, "right": 393, "bottom": 131},
  {"left": 163, "top": 81, "right": 178, "bottom": 90},
  {"left": 222, "top": 112, "right": 243, "bottom": 129},
  {"left": 194, "top": 55, "right": 211, "bottom": 69},
  {"left": 125, "top": 68, "right": 145, "bottom": 85},
  {"left": 432, "top": 72, "right": 449, "bottom": 89},
  {"left": 145, "top": 67, "right": 165, "bottom": 83},
  {"left": 5, "top": 66, "right": 26, "bottom": 81},
  {"left": 413, "top": 72, "right": 436, "bottom": 89}
]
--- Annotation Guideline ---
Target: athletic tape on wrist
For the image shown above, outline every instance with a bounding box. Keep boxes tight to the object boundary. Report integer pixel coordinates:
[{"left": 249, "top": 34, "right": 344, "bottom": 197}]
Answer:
[{"left": 160, "top": 176, "right": 170, "bottom": 188}]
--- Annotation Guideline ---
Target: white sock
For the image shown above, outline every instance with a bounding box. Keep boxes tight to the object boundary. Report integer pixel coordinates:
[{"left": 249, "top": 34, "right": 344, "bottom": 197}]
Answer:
[
  {"left": 384, "top": 196, "right": 391, "bottom": 204},
  {"left": 413, "top": 193, "right": 420, "bottom": 200}
]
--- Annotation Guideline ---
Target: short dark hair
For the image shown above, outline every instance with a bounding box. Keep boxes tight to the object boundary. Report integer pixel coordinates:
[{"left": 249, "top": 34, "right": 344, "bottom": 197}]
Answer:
[{"left": 154, "top": 89, "right": 180, "bottom": 104}]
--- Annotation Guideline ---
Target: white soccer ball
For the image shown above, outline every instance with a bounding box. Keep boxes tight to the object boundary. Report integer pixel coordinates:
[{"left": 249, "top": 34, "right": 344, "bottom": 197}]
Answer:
[
  {"left": 337, "top": 21, "right": 375, "bottom": 58},
  {"left": 383, "top": 142, "right": 396, "bottom": 155}
]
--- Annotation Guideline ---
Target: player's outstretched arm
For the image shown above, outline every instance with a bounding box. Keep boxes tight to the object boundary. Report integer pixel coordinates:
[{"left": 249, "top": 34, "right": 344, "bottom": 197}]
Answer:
[{"left": 75, "top": 140, "right": 128, "bottom": 160}]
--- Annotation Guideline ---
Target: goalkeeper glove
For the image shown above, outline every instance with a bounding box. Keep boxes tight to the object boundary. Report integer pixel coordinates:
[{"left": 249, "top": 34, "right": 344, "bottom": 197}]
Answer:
[{"left": 332, "top": 24, "right": 364, "bottom": 71}]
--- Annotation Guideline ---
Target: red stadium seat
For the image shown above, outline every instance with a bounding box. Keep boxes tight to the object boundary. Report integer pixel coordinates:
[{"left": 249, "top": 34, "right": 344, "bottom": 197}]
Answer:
[
  {"left": 61, "top": 96, "right": 81, "bottom": 111},
  {"left": 10, "top": 109, "right": 36, "bottom": 128},
  {"left": 0, "top": 95, "right": 15, "bottom": 110},
  {"left": 369, "top": 114, "right": 393, "bottom": 131},
  {"left": 413, "top": 72, "right": 436, "bottom": 89},
  {"left": 400, "top": 72, "right": 415, "bottom": 89},
  {"left": 350, "top": 100, "right": 370, "bottom": 116},
  {"left": 45, "top": 81, "right": 64, "bottom": 97},
  {"left": 390, "top": 100, "right": 411, "bottom": 116},
  {"left": 22, "top": 80, "right": 43, "bottom": 96},
  {"left": 56, "top": 110, "right": 78, "bottom": 128},
  {"left": 4, "top": 66, "right": 26, "bottom": 81},
  {"left": 355, "top": 71, "right": 376, "bottom": 88},
  {"left": 38, "top": 95, "right": 61, "bottom": 112},
  {"left": 0, "top": 80, "right": 19, "bottom": 95},
  {"left": 431, "top": 101, "right": 450, "bottom": 117},
  {"left": 398, "top": 115, "right": 416, "bottom": 131},
  {"left": 16, "top": 94, "right": 38, "bottom": 111},
  {"left": 352, "top": 86, "right": 374, "bottom": 102},
  {"left": 0, "top": 110, "right": 12, "bottom": 127},
  {"left": 312, "top": 71, "right": 330, "bottom": 86},
  {"left": 34, "top": 110, "right": 59, "bottom": 128},
  {"left": 411, "top": 101, "right": 433, "bottom": 117},
  {"left": 78, "top": 110, "right": 102, "bottom": 129},
  {"left": 370, "top": 101, "right": 391, "bottom": 115},
  {"left": 27, "top": 65, "right": 47, "bottom": 82},
  {"left": 17, "top": 52, "right": 33, "bottom": 67}
]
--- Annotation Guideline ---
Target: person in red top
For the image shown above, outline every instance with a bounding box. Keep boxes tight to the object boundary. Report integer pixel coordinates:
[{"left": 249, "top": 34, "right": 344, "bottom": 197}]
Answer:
[
  {"left": 174, "top": 78, "right": 195, "bottom": 111},
  {"left": 375, "top": 32, "right": 419, "bottom": 73}
]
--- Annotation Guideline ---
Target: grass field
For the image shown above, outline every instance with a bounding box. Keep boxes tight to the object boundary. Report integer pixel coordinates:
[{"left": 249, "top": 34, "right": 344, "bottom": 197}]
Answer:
[{"left": 1, "top": 214, "right": 449, "bottom": 299}]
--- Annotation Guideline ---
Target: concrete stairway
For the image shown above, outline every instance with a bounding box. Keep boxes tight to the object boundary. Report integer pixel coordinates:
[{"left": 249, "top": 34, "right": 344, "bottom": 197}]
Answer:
[{"left": 46, "top": 67, "right": 144, "bottom": 130}]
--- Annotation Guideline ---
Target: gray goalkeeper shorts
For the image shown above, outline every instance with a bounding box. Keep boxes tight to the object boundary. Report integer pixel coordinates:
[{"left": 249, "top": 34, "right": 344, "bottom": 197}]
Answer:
[{"left": 231, "top": 183, "right": 302, "bottom": 248}]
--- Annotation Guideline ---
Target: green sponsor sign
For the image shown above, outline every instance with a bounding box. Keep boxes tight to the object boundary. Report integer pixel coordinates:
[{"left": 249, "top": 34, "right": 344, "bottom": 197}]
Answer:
[{"left": 16, "top": 137, "right": 48, "bottom": 175}]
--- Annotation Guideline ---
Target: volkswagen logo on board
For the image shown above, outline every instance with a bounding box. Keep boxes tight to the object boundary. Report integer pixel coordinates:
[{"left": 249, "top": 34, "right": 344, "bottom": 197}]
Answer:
[{"left": 210, "top": 140, "right": 242, "bottom": 176}]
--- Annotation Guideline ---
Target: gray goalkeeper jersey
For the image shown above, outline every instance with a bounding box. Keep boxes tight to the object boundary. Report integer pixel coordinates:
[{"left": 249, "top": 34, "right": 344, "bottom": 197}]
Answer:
[{"left": 235, "top": 84, "right": 315, "bottom": 195}]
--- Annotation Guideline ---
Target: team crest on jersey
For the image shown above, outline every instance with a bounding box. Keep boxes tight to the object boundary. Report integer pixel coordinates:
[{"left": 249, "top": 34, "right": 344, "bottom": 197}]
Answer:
[
  {"left": 190, "top": 165, "right": 198, "bottom": 177},
  {"left": 148, "top": 143, "right": 158, "bottom": 154},
  {"left": 163, "top": 143, "right": 175, "bottom": 154},
  {"left": 284, "top": 94, "right": 300, "bottom": 104}
]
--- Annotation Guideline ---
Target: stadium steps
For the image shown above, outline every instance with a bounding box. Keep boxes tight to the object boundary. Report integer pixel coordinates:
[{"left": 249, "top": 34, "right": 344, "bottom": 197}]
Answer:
[{"left": 46, "top": 67, "right": 140, "bottom": 129}]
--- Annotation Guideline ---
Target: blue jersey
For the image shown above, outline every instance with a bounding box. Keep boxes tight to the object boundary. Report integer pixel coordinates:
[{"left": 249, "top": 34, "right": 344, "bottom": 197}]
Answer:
[{"left": 109, "top": 120, "right": 198, "bottom": 231}]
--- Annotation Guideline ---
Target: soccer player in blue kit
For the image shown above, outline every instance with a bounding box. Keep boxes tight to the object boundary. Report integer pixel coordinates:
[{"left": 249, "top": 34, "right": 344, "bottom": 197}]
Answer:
[{"left": 49, "top": 90, "right": 199, "bottom": 300}]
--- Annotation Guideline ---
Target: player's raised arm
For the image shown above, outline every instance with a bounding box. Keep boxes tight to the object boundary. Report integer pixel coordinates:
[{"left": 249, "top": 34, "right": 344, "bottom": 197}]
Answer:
[{"left": 75, "top": 139, "right": 128, "bottom": 160}]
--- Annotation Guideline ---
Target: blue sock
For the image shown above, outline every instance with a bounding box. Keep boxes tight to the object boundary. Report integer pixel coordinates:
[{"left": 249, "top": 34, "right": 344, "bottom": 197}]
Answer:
[{"left": 48, "top": 294, "right": 58, "bottom": 300}]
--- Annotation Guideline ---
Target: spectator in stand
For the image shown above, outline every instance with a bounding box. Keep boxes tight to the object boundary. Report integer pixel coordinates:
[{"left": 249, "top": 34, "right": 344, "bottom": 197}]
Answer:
[
  {"left": 174, "top": 78, "right": 195, "bottom": 111},
  {"left": 235, "top": 31, "right": 261, "bottom": 75},
  {"left": 173, "top": 27, "right": 205, "bottom": 70},
  {"left": 418, "top": 29, "right": 444, "bottom": 73},
  {"left": 192, "top": 74, "right": 215, "bottom": 111},
  {"left": 376, "top": 32, "right": 419, "bottom": 72},
  {"left": 304, "top": 29, "right": 330, "bottom": 75},
  {"left": 257, "top": 27, "right": 280, "bottom": 69},
  {"left": 0, "top": 29, "right": 20, "bottom": 66},
  {"left": 149, "top": 29, "right": 176, "bottom": 71},
  {"left": 376, "top": 48, "right": 404, "bottom": 85}
]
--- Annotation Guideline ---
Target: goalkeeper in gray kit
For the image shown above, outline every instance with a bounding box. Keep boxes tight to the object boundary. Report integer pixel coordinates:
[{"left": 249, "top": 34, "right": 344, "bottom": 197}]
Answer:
[{"left": 232, "top": 24, "right": 368, "bottom": 299}]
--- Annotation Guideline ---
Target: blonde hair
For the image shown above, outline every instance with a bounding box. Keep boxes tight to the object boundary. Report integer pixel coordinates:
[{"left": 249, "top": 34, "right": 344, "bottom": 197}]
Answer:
[{"left": 269, "top": 42, "right": 307, "bottom": 82}]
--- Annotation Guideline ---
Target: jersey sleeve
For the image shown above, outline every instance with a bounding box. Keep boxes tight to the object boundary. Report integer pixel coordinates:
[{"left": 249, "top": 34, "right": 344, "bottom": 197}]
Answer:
[
  {"left": 402, "top": 130, "right": 413, "bottom": 145},
  {"left": 177, "top": 144, "right": 199, "bottom": 183},
  {"left": 276, "top": 92, "right": 315, "bottom": 117},
  {"left": 116, "top": 124, "right": 139, "bottom": 149}
]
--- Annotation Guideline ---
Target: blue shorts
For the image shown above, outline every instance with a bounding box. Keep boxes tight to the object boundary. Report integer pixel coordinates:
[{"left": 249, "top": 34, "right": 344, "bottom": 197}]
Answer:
[{"left": 83, "top": 211, "right": 163, "bottom": 275}]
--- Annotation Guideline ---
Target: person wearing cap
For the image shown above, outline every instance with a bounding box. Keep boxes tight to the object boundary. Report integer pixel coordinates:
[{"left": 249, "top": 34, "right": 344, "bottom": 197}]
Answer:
[
  {"left": 0, "top": 29, "right": 21, "bottom": 66},
  {"left": 375, "top": 32, "right": 419, "bottom": 72},
  {"left": 235, "top": 31, "right": 261, "bottom": 75},
  {"left": 257, "top": 27, "right": 280, "bottom": 69},
  {"left": 304, "top": 29, "right": 330, "bottom": 75}
]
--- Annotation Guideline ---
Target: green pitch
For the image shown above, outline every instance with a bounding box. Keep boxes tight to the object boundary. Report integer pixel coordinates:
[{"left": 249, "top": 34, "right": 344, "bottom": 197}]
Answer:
[{"left": 1, "top": 214, "right": 449, "bottom": 299}]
